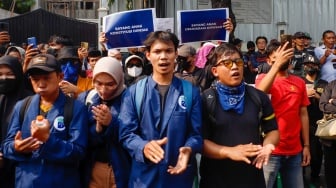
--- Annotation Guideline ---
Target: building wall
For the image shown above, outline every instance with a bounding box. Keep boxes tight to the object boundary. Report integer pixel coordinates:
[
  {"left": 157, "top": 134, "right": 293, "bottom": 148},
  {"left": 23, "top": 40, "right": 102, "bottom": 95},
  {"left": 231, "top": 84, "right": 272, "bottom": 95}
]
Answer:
[{"left": 34, "top": 0, "right": 335, "bottom": 46}]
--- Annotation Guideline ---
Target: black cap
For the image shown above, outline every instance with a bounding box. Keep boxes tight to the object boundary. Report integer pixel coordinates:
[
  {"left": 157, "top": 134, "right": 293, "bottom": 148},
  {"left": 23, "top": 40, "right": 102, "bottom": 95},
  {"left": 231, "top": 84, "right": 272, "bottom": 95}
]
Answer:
[
  {"left": 293, "top": 32, "right": 305, "bottom": 39},
  {"left": 304, "top": 32, "right": 312, "bottom": 40},
  {"left": 56, "top": 46, "right": 79, "bottom": 61},
  {"left": 303, "top": 55, "right": 319, "bottom": 65},
  {"left": 27, "top": 54, "right": 61, "bottom": 74}
]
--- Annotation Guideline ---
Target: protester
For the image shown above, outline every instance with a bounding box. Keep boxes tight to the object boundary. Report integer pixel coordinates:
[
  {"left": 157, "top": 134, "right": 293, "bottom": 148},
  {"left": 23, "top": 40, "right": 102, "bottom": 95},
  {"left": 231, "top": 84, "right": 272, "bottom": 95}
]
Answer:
[
  {"left": 78, "top": 56, "right": 130, "bottom": 188},
  {"left": 124, "top": 54, "right": 145, "bottom": 87},
  {"left": 57, "top": 46, "right": 92, "bottom": 98},
  {"left": 243, "top": 41, "right": 258, "bottom": 84},
  {"left": 200, "top": 43, "right": 279, "bottom": 188},
  {"left": 314, "top": 30, "right": 336, "bottom": 83},
  {"left": 175, "top": 44, "right": 207, "bottom": 91},
  {"left": 301, "top": 54, "right": 327, "bottom": 187},
  {"left": 255, "top": 41, "right": 311, "bottom": 188},
  {"left": 290, "top": 31, "right": 314, "bottom": 76},
  {"left": 2, "top": 54, "right": 88, "bottom": 188},
  {"left": 194, "top": 42, "right": 216, "bottom": 69},
  {"left": 0, "top": 56, "right": 33, "bottom": 188},
  {"left": 119, "top": 31, "right": 203, "bottom": 187},
  {"left": 318, "top": 80, "right": 336, "bottom": 188},
  {"left": 5, "top": 46, "right": 25, "bottom": 64}
]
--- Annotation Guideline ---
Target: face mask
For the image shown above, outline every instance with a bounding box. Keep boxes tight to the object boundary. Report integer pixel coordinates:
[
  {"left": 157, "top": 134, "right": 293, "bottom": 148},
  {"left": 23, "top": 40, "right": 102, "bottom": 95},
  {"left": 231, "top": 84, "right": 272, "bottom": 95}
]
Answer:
[
  {"left": 181, "top": 60, "right": 192, "bottom": 71},
  {"left": 61, "top": 61, "right": 79, "bottom": 84},
  {"left": 305, "top": 67, "right": 319, "bottom": 76},
  {"left": 0, "top": 79, "right": 17, "bottom": 94},
  {"left": 127, "top": 67, "right": 143, "bottom": 77}
]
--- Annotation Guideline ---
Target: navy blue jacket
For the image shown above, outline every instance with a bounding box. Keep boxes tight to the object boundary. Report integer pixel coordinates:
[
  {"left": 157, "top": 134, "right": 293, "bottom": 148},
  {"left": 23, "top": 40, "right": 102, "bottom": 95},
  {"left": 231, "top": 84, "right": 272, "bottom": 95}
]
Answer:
[
  {"left": 78, "top": 90, "right": 130, "bottom": 188},
  {"left": 3, "top": 91, "right": 88, "bottom": 188},
  {"left": 119, "top": 76, "right": 203, "bottom": 188}
]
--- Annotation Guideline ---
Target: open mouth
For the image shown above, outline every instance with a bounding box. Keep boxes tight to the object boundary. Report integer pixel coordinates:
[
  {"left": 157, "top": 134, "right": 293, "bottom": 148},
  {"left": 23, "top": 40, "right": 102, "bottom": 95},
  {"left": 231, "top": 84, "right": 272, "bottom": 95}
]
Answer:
[{"left": 232, "top": 72, "right": 240, "bottom": 77}]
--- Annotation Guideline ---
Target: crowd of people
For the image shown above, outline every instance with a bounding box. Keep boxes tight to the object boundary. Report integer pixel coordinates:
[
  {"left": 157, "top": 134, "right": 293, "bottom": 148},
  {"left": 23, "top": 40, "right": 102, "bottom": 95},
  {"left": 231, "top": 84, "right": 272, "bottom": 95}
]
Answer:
[{"left": 0, "top": 19, "right": 336, "bottom": 188}]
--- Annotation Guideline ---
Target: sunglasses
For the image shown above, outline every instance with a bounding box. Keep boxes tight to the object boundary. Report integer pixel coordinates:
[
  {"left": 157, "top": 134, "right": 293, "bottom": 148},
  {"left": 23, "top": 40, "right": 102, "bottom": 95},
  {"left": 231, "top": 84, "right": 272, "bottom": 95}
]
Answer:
[{"left": 214, "top": 58, "right": 244, "bottom": 68}]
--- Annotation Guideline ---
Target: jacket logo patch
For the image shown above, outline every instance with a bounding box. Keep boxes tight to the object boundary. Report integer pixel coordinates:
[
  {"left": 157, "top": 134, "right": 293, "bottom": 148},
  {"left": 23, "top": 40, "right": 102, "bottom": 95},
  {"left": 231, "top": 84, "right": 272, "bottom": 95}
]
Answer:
[
  {"left": 178, "top": 95, "right": 187, "bottom": 110},
  {"left": 53, "top": 116, "right": 66, "bottom": 131}
]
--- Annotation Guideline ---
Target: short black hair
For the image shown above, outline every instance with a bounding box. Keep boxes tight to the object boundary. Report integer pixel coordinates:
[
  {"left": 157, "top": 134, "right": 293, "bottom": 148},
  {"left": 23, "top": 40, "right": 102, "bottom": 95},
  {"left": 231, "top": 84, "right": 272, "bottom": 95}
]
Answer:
[
  {"left": 266, "top": 41, "right": 281, "bottom": 57},
  {"left": 322, "top": 30, "right": 335, "bottom": 39},
  {"left": 143, "top": 31, "right": 179, "bottom": 52},
  {"left": 211, "top": 43, "right": 242, "bottom": 67},
  {"left": 255, "top": 36, "right": 268, "bottom": 44}
]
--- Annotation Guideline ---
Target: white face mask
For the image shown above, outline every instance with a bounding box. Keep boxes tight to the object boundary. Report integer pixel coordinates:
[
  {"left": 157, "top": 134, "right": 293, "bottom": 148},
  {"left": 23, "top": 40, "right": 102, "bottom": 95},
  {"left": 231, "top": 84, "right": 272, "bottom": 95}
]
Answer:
[{"left": 127, "top": 66, "right": 143, "bottom": 77}]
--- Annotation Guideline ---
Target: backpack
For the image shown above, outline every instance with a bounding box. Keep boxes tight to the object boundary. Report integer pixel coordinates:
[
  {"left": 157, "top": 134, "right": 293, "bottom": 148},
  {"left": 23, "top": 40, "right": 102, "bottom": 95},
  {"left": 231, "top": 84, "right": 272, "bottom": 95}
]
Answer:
[
  {"left": 203, "top": 85, "right": 264, "bottom": 137},
  {"left": 135, "top": 77, "right": 192, "bottom": 119},
  {"left": 19, "top": 95, "right": 74, "bottom": 127}
]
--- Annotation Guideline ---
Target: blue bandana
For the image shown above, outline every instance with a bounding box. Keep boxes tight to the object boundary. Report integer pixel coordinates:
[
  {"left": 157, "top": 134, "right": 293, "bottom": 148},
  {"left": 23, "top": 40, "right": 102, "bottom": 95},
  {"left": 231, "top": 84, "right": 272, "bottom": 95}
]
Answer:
[
  {"left": 216, "top": 81, "right": 245, "bottom": 114},
  {"left": 61, "top": 61, "right": 79, "bottom": 84}
]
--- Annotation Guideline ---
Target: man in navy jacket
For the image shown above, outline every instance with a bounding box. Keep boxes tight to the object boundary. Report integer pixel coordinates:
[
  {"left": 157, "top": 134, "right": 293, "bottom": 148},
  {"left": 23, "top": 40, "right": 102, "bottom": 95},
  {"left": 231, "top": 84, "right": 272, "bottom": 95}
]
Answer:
[
  {"left": 119, "top": 31, "right": 203, "bottom": 188},
  {"left": 3, "top": 54, "right": 88, "bottom": 188}
]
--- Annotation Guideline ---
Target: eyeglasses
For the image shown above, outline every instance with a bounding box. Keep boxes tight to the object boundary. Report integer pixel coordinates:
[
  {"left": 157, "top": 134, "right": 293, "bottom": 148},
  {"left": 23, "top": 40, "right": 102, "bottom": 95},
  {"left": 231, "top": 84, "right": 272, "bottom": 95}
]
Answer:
[{"left": 214, "top": 58, "right": 244, "bottom": 68}]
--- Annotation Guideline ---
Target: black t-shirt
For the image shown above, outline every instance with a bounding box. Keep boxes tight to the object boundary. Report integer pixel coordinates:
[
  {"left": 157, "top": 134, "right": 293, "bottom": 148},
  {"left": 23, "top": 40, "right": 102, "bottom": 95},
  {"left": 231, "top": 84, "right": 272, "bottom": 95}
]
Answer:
[{"left": 200, "top": 88, "right": 277, "bottom": 188}]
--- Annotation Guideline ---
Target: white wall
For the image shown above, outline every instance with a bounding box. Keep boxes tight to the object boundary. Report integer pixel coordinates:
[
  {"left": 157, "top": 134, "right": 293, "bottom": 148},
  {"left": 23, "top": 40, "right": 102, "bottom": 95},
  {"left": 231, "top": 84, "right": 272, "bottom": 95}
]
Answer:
[{"left": 235, "top": 0, "right": 336, "bottom": 46}]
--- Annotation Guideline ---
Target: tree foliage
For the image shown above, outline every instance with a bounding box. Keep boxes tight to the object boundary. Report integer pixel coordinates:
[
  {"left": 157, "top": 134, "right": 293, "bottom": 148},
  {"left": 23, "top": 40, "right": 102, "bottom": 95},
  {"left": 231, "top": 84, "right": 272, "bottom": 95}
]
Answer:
[{"left": 0, "top": 0, "right": 35, "bottom": 14}]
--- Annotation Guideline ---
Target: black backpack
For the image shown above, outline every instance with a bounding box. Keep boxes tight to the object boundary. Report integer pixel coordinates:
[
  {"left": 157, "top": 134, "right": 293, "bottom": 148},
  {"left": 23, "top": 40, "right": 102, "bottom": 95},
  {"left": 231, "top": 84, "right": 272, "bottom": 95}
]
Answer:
[
  {"left": 19, "top": 95, "right": 74, "bottom": 127},
  {"left": 203, "top": 85, "right": 264, "bottom": 137}
]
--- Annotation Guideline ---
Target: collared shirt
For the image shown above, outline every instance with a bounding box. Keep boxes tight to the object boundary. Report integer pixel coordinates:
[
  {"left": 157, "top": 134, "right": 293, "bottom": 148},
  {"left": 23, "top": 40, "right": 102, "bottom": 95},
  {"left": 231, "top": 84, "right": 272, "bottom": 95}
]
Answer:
[{"left": 314, "top": 44, "right": 336, "bottom": 82}]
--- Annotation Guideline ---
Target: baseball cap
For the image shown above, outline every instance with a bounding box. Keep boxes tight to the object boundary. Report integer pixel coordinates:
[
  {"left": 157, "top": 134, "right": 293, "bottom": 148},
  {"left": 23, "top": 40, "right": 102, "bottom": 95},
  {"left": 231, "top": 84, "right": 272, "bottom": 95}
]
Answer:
[
  {"left": 178, "top": 45, "right": 196, "bottom": 58},
  {"left": 56, "top": 46, "right": 79, "bottom": 61},
  {"left": 26, "top": 54, "right": 61, "bottom": 75},
  {"left": 304, "top": 32, "right": 312, "bottom": 40},
  {"left": 303, "top": 55, "right": 319, "bottom": 65},
  {"left": 293, "top": 32, "right": 306, "bottom": 39}
]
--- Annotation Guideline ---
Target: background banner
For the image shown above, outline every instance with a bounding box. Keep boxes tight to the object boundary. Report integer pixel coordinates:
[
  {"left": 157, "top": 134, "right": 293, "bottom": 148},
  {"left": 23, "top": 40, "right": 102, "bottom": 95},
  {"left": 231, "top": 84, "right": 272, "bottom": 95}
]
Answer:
[
  {"left": 177, "top": 8, "right": 229, "bottom": 43},
  {"left": 103, "top": 8, "right": 156, "bottom": 49}
]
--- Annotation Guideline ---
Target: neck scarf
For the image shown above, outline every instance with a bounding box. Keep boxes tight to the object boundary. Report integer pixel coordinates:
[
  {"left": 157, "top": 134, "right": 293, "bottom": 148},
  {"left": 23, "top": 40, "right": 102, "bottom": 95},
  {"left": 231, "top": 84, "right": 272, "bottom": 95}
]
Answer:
[{"left": 216, "top": 81, "right": 245, "bottom": 114}]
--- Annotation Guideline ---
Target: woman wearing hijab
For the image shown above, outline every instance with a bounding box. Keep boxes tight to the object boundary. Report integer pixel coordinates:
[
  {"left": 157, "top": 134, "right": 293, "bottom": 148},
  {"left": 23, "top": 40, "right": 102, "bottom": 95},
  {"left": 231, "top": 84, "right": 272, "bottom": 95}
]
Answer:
[
  {"left": 78, "top": 57, "right": 130, "bottom": 188},
  {"left": 0, "top": 55, "right": 32, "bottom": 188}
]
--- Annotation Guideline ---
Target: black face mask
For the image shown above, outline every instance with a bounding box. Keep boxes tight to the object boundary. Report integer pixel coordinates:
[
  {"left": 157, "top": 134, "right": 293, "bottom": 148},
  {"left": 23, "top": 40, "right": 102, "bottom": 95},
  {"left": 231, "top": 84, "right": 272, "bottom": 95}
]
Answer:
[
  {"left": 0, "top": 79, "right": 17, "bottom": 94},
  {"left": 305, "top": 67, "right": 319, "bottom": 76},
  {"left": 180, "top": 60, "right": 192, "bottom": 71}
]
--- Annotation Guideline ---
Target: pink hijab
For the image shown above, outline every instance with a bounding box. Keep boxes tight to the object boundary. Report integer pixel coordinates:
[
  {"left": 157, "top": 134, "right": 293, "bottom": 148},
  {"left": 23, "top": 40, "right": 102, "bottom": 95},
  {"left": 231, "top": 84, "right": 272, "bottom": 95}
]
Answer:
[{"left": 194, "top": 44, "right": 216, "bottom": 68}]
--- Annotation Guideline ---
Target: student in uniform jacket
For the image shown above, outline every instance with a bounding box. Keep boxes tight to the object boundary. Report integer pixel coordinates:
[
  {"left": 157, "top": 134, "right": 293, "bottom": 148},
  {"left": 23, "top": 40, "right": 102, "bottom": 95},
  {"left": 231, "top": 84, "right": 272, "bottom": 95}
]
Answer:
[
  {"left": 77, "top": 57, "right": 130, "bottom": 188},
  {"left": 2, "top": 54, "right": 88, "bottom": 188},
  {"left": 119, "top": 31, "right": 203, "bottom": 188}
]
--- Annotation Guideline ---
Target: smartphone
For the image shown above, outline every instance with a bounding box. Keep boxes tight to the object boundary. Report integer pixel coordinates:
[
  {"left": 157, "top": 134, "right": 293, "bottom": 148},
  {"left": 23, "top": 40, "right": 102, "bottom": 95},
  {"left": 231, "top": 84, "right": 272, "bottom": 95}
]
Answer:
[
  {"left": 280, "top": 34, "right": 293, "bottom": 50},
  {"left": 27, "top": 37, "right": 37, "bottom": 48},
  {"left": 80, "top": 42, "right": 89, "bottom": 50},
  {"left": 0, "top": 22, "right": 9, "bottom": 32}
]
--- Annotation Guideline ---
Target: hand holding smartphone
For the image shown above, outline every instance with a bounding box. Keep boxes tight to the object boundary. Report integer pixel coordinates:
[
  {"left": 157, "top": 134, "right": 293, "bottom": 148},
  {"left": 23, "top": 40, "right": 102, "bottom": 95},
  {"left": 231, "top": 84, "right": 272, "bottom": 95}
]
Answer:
[{"left": 27, "top": 37, "right": 37, "bottom": 48}]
